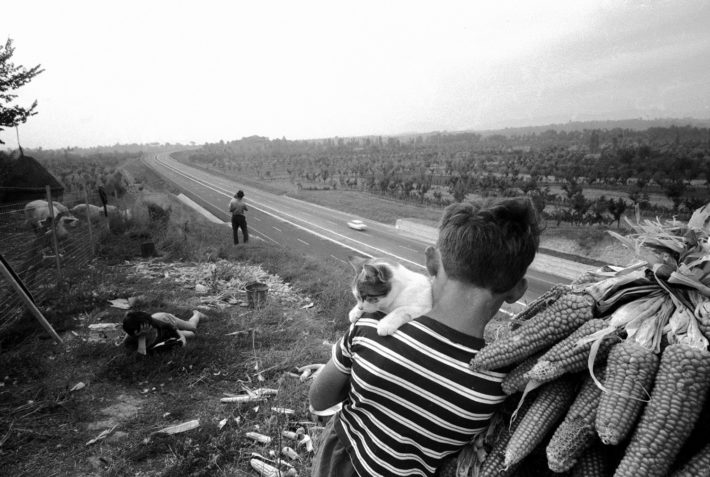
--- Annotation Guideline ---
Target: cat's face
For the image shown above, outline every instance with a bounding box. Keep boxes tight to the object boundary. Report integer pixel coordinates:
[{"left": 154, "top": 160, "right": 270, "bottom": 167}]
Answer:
[{"left": 348, "top": 256, "right": 393, "bottom": 313}]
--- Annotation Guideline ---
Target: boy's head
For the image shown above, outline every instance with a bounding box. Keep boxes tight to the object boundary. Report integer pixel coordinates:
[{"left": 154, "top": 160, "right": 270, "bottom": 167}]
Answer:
[
  {"left": 123, "top": 310, "right": 152, "bottom": 336},
  {"left": 235, "top": 190, "right": 244, "bottom": 199},
  {"left": 433, "top": 197, "right": 540, "bottom": 294}
]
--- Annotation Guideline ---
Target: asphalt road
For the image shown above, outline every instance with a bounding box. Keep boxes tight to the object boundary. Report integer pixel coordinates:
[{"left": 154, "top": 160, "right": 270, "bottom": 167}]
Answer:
[{"left": 143, "top": 152, "right": 573, "bottom": 315}]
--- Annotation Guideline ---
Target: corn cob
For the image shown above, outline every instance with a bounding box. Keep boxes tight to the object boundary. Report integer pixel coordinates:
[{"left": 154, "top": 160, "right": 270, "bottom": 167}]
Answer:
[
  {"left": 613, "top": 344, "right": 710, "bottom": 477},
  {"left": 501, "top": 353, "right": 543, "bottom": 395},
  {"left": 595, "top": 341, "right": 660, "bottom": 445},
  {"left": 479, "top": 398, "right": 534, "bottom": 477},
  {"left": 570, "top": 443, "right": 612, "bottom": 477},
  {"left": 525, "top": 319, "right": 618, "bottom": 383},
  {"left": 471, "top": 291, "right": 594, "bottom": 371},
  {"left": 510, "top": 284, "right": 572, "bottom": 326},
  {"left": 503, "top": 378, "right": 577, "bottom": 468},
  {"left": 546, "top": 367, "right": 606, "bottom": 473},
  {"left": 670, "top": 442, "right": 710, "bottom": 477}
]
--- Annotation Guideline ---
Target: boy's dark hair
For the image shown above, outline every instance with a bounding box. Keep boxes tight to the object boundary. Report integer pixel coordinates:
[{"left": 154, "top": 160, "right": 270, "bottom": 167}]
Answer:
[
  {"left": 437, "top": 197, "right": 540, "bottom": 293},
  {"left": 123, "top": 310, "right": 152, "bottom": 336},
  {"left": 236, "top": 190, "right": 244, "bottom": 199}
]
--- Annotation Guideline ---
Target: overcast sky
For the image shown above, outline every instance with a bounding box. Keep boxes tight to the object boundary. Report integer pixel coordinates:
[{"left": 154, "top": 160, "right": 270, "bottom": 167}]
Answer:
[{"left": 2, "top": 0, "right": 710, "bottom": 149}]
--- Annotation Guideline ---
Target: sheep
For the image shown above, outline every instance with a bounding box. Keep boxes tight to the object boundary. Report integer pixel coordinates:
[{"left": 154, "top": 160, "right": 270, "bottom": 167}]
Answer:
[
  {"left": 24, "top": 200, "right": 78, "bottom": 232},
  {"left": 70, "top": 203, "right": 132, "bottom": 221},
  {"left": 70, "top": 203, "right": 105, "bottom": 221}
]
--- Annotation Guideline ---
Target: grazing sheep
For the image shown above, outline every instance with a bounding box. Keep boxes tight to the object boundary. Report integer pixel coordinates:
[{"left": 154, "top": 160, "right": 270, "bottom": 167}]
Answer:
[
  {"left": 24, "top": 200, "right": 78, "bottom": 232},
  {"left": 70, "top": 203, "right": 104, "bottom": 221},
  {"left": 71, "top": 203, "right": 132, "bottom": 221}
]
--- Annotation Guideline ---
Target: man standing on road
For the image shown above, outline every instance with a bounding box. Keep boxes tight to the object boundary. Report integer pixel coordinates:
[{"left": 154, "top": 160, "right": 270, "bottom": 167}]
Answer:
[{"left": 228, "top": 190, "right": 249, "bottom": 244}]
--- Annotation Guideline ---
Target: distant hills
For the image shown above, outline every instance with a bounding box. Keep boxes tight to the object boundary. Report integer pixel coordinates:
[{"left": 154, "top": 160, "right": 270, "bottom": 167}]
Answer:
[{"left": 449, "top": 118, "right": 710, "bottom": 138}]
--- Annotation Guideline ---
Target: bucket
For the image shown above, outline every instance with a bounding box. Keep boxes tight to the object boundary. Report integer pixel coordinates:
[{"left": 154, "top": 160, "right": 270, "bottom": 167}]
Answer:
[{"left": 245, "top": 282, "right": 269, "bottom": 308}]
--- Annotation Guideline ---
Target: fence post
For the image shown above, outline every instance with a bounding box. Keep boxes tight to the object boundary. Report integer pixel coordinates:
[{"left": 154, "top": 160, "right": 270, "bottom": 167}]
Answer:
[
  {"left": 0, "top": 254, "right": 64, "bottom": 346},
  {"left": 83, "top": 183, "right": 94, "bottom": 255},
  {"left": 45, "top": 185, "right": 63, "bottom": 287}
]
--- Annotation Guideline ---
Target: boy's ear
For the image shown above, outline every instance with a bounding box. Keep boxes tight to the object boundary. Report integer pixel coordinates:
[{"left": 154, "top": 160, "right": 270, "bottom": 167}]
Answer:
[
  {"left": 504, "top": 278, "right": 528, "bottom": 304},
  {"left": 425, "top": 246, "right": 440, "bottom": 277}
]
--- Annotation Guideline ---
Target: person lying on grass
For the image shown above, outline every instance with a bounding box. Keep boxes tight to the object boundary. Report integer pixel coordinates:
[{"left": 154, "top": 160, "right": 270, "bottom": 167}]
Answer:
[
  {"left": 122, "top": 310, "right": 206, "bottom": 355},
  {"left": 308, "top": 197, "right": 541, "bottom": 477}
]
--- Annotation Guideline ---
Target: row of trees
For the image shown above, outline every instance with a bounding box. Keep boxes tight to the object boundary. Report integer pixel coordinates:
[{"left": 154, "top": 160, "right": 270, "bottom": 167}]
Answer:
[{"left": 183, "top": 128, "right": 710, "bottom": 224}]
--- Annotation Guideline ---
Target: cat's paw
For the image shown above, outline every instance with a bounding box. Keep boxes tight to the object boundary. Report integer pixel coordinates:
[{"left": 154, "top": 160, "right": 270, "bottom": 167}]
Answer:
[
  {"left": 377, "top": 317, "right": 406, "bottom": 336},
  {"left": 348, "top": 307, "right": 363, "bottom": 323}
]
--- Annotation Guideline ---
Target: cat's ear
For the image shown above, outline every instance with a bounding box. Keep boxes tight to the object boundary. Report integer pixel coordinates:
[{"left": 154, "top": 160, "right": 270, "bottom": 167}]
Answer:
[
  {"left": 363, "top": 263, "right": 379, "bottom": 279},
  {"left": 425, "top": 246, "right": 440, "bottom": 277},
  {"left": 347, "top": 255, "right": 368, "bottom": 271}
]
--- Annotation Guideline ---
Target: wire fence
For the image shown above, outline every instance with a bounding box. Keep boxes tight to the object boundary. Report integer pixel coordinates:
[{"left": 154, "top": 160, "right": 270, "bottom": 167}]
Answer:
[{"left": 0, "top": 185, "right": 126, "bottom": 336}]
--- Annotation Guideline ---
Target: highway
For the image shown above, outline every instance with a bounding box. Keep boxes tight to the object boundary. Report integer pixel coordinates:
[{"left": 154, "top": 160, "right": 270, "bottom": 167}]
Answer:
[{"left": 143, "top": 152, "right": 575, "bottom": 315}]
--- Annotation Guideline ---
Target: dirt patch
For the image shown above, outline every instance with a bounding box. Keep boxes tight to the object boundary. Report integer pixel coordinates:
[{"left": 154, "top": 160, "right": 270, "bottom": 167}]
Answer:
[{"left": 87, "top": 393, "right": 142, "bottom": 431}]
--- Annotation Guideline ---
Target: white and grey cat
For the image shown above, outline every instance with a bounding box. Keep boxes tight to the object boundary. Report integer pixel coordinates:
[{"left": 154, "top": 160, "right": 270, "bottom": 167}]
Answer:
[{"left": 347, "top": 255, "right": 432, "bottom": 336}]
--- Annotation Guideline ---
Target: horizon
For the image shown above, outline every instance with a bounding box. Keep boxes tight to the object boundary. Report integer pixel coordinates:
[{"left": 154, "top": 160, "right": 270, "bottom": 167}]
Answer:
[
  {"left": 4, "top": 116, "right": 710, "bottom": 152},
  {"left": 3, "top": 0, "right": 710, "bottom": 150}
]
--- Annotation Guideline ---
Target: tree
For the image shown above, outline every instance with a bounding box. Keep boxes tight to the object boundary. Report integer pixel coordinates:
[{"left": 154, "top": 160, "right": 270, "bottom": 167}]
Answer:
[
  {"left": 0, "top": 38, "right": 44, "bottom": 144},
  {"left": 607, "top": 197, "right": 627, "bottom": 228}
]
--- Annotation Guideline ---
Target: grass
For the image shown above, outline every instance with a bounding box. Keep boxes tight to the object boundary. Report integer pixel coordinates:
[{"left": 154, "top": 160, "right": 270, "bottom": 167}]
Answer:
[{"left": 0, "top": 165, "right": 355, "bottom": 476}]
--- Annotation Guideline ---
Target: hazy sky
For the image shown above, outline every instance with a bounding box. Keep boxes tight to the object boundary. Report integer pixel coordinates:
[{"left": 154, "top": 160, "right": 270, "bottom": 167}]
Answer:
[{"left": 2, "top": 0, "right": 710, "bottom": 149}]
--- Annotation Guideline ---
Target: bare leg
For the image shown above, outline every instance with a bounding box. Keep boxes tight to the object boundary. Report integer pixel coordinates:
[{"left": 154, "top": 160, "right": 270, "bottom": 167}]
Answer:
[{"left": 151, "top": 311, "right": 206, "bottom": 333}]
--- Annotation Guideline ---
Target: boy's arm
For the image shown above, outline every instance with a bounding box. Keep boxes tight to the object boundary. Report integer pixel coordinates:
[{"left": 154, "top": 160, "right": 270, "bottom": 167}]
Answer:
[{"left": 309, "top": 358, "right": 350, "bottom": 411}]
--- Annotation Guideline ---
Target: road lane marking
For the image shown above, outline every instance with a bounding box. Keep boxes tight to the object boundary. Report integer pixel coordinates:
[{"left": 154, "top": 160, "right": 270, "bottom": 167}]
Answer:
[
  {"left": 398, "top": 245, "right": 418, "bottom": 252},
  {"left": 297, "top": 238, "right": 310, "bottom": 246},
  {"left": 154, "top": 157, "right": 425, "bottom": 269},
  {"left": 273, "top": 226, "right": 282, "bottom": 232}
]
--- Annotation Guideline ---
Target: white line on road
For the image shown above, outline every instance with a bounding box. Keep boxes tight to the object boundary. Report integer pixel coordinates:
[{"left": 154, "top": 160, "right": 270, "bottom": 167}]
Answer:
[
  {"left": 152, "top": 156, "right": 532, "bottom": 311},
  {"left": 398, "top": 245, "right": 418, "bottom": 253},
  {"left": 297, "top": 238, "right": 310, "bottom": 246},
  {"left": 273, "top": 226, "right": 282, "bottom": 232}
]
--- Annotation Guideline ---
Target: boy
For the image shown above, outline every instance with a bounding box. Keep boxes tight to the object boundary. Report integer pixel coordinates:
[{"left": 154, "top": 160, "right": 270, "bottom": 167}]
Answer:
[
  {"left": 228, "top": 190, "right": 249, "bottom": 244},
  {"left": 309, "top": 197, "right": 541, "bottom": 476},
  {"left": 122, "top": 310, "right": 206, "bottom": 355}
]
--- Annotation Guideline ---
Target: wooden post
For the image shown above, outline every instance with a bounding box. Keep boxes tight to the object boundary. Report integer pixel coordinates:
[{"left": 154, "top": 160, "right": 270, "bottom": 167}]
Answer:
[
  {"left": 0, "top": 254, "right": 63, "bottom": 346},
  {"left": 83, "top": 183, "right": 94, "bottom": 255},
  {"left": 45, "top": 185, "right": 63, "bottom": 286}
]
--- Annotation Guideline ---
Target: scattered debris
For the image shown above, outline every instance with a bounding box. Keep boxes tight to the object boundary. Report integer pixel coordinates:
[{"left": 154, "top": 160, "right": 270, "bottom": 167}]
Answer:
[
  {"left": 70, "top": 382, "right": 86, "bottom": 392},
  {"left": 107, "top": 298, "right": 130, "bottom": 309},
  {"left": 220, "top": 395, "right": 265, "bottom": 404},
  {"left": 155, "top": 419, "right": 200, "bottom": 435},
  {"left": 297, "top": 434, "right": 314, "bottom": 453},
  {"left": 87, "top": 323, "right": 124, "bottom": 344},
  {"left": 126, "top": 260, "right": 313, "bottom": 310},
  {"left": 281, "top": 446, "right": 300, "bottom": 460},
  {"left": 218, "top": 418, "right": 228, "bottom": 430},
  {"left": 271, "top": 407, "right": 295, "bottom": 415},
  {"left": 246, "top": 431, "right": 272, "bottom": 444},
  {"left": 86, "top": 425, "right": 117, "bottom": 446}
]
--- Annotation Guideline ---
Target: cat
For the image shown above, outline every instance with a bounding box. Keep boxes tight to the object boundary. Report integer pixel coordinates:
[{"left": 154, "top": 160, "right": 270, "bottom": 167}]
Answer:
[{"left": 347, "top": 255, "right": 433, "bottom": 336}]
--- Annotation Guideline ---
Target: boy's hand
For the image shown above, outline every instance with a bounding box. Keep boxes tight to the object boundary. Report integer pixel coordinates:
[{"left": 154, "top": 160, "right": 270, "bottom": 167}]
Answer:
[{"left": 135, "top": 322, "right": 151, "bottom": 336}]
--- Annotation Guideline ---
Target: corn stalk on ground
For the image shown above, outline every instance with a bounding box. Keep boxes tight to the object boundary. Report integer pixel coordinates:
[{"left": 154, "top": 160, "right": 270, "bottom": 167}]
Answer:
[{"left": 448, "top": 204, "right": 710, "bottom": 477}]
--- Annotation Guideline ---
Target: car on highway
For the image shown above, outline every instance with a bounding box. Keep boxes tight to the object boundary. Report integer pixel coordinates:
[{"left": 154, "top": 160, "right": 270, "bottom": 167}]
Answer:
[{"left": 347, "top": 219, "right": 367, "bottom": 231}]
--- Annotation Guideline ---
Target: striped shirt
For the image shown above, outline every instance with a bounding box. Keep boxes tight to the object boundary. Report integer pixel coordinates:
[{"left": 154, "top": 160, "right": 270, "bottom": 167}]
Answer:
[{"left": 332, "top": 313, "right": 508, "bottom": 477}]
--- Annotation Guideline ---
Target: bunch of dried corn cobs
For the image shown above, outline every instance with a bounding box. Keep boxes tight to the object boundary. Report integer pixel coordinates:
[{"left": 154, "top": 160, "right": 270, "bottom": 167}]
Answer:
[{"left": 439, "top": 206, "right": 710, "bottom": 477}]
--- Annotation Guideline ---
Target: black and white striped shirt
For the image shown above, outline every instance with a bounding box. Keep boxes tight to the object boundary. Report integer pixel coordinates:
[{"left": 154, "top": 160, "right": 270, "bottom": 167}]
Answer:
[{"left": 332, "top": 314, "right": 508, "bottom": 476}]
